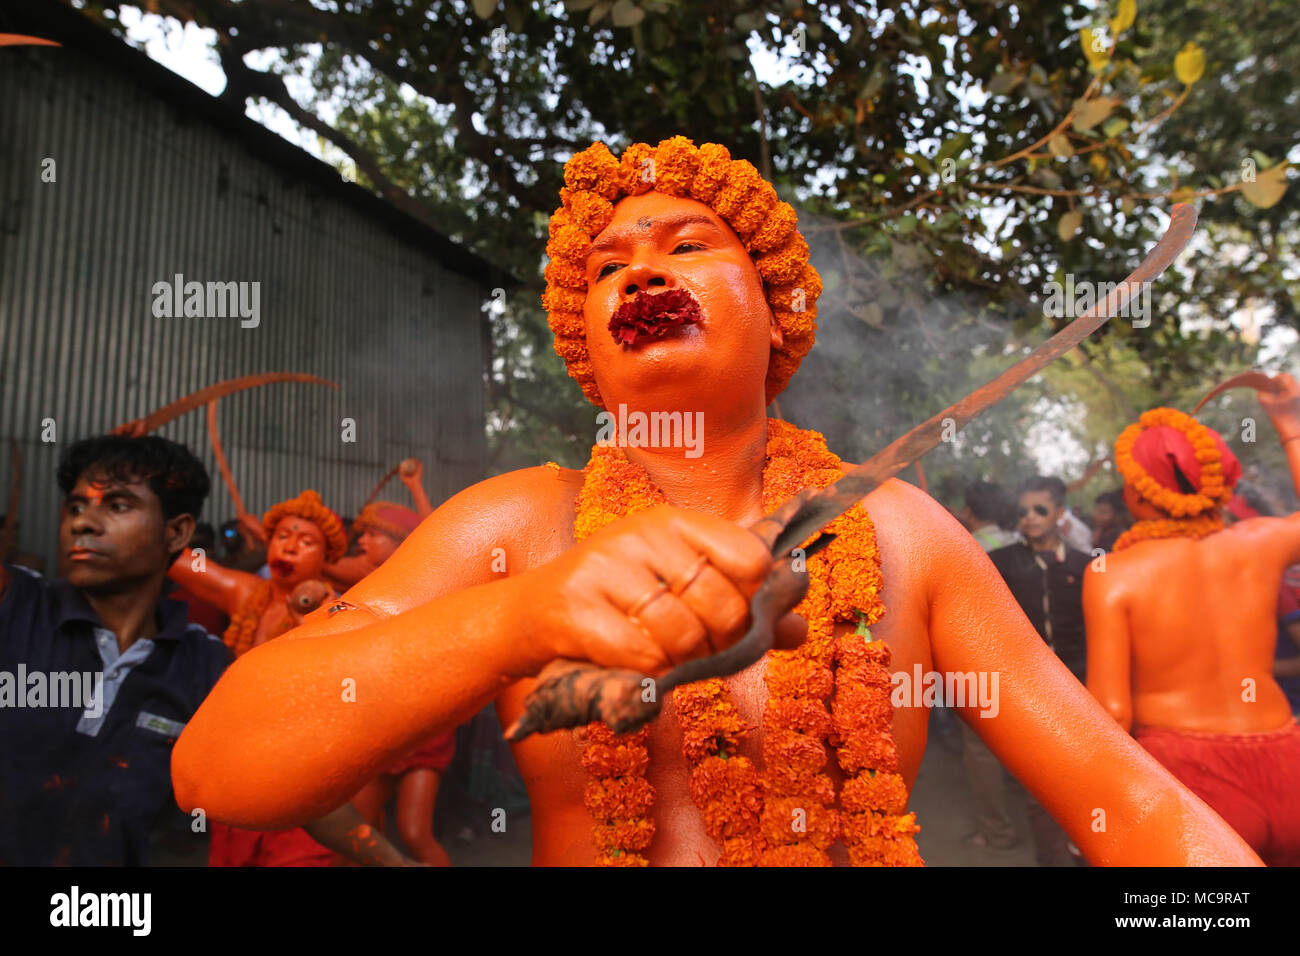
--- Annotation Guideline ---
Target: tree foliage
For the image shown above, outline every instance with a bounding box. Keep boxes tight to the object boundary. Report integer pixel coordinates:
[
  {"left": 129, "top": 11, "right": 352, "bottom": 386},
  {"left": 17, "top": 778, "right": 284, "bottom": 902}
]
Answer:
[{"left": 81, "top": 0, "right": 1298, "bottom": 500}]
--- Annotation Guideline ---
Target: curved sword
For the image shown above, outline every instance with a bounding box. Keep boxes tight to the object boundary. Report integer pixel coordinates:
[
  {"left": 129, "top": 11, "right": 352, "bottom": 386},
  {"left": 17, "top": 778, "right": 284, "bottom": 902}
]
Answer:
[
  {"left": 115, "top": 372, "right": 339, "bottom": 435},
  {"left": 507, "top": 202, "right": 1200, "bottom": 741},
  {"left": 1191, "top": 371, "right": 1280, "bottom": 415},
  {"left": 206, "top": 399, "right": 251, "bottom": 523}
]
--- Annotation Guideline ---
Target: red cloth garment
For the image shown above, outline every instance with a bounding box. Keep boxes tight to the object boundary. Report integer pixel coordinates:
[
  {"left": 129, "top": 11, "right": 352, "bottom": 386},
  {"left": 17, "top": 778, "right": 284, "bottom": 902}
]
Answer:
[
  {"left": 385, "top": 730, "right": 456, "bottom": 776},
  {"left": 1136, "top": 720, "right": 1300, "bottom": 866},
  {"left": 1131, "top": 425, "right": 1241, "bottom": 495},
  {"left": 171, "top": 585, "right": 229, "bottom": 636},
  {"left": 208, "top": 820, "right": 335, "bottom": 867}
]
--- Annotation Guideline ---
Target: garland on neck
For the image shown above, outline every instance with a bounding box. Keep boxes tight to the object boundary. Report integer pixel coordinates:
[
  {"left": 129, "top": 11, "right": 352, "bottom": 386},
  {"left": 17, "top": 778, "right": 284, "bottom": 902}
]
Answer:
[
  {"left": 222, "top": 580, "right": 276, "bottom": 658},
  {"left": 1111, "top": 513, "right": 1225, "bottom": 552},
  {"left": 573, "top": 417, "right": 923, "bottom": 866}
]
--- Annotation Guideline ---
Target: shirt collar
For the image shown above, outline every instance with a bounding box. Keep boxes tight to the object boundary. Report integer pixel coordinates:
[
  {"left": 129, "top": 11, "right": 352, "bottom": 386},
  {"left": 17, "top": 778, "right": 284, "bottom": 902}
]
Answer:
[{"left": 52, "top": 578, "right": 190, "bottom": 641}]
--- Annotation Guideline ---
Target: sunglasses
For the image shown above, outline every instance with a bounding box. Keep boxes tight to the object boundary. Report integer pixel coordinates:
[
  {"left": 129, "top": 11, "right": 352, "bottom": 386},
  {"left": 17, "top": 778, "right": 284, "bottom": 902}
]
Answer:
[{"left": 1018, "top": 504, "right": 1052, "bottom": 518}]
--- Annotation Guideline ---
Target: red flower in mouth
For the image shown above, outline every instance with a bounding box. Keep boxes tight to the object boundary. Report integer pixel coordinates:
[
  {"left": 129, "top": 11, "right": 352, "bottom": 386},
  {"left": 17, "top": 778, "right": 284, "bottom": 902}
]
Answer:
[{"left": 608, "top": 289, "right": 702, "bottom": 346}]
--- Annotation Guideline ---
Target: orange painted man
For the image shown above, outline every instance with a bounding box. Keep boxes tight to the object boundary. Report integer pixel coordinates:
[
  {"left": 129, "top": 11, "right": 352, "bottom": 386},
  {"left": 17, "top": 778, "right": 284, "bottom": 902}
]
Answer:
[
  {"left": 173, "top": 137, "right": 1259, "bottom": 866},
  {"left": 169, "top": 489, "right": 412, "bottom": 866},
  {"left": 1084, "top": 381, "right": 1300, "bottom": 865}
]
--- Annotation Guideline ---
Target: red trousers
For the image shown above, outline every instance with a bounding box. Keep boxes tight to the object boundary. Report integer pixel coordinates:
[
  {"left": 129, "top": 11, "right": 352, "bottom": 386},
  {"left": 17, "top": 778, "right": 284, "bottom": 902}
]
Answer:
[
  {"left": 208, "top": 821, "right": 335, "bottom": 867},
  {"left": 1137, "top": 719, "right": 1300, "bottom": 866}
]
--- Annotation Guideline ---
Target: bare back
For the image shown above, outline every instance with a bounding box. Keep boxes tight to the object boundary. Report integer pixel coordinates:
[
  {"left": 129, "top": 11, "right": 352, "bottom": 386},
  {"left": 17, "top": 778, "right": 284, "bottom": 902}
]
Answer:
[{"left": 1086, "top": 519, "right": 1297, "bottom": 734}]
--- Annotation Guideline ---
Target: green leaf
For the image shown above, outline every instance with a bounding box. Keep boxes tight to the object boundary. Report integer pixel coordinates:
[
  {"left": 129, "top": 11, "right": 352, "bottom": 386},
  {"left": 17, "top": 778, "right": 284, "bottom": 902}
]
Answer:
[
  {"left": 936, "top": 132, "right": 971, "bottom": 163},
  {"left": 1101, "top": 117, "right": 1129, "bottom": 138},
  {"left": 987, "top": 70, "right": 1023, "bottom": 96},
  {"left": 1058, "top": 209, "right": 1084, "bottom": 241},
  {"left": 472, "top": 0, "right": 499, "bottom": 18},
  {"left": 1072, "top": 96, "right": 1118, "bottom": 132},
  {"left": 1241, "top": 163, "right": 1289, "bottom": 209},
  {"left": 1049, "top": 133, "right": 1074, "bottom": 158},
  {"left": 853, "top": 302, "right": 885, "bottom": 327},
  {"left": 612, "top": 0, "right": 644, "bottom": 27}
]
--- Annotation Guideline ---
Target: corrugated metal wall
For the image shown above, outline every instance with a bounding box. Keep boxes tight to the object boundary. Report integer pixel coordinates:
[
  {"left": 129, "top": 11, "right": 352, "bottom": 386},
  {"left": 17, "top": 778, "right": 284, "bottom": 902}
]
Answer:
[{"left": 0, "top": 44, "right": 490, "bottom": 571}]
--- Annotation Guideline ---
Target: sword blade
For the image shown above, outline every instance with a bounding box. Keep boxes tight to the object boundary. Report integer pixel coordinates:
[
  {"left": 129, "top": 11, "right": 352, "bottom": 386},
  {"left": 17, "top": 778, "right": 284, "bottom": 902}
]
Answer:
[{"left": 770, "top": 202, "right": 1198, "bottom": 557}]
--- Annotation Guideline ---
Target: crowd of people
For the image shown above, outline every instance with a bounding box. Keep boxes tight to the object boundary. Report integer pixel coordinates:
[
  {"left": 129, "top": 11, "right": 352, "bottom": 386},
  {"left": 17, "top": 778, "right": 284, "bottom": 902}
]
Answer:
[
  {"left": 3, "top": 413, "right": 1298, "bottom": 867},
  {"left": 950, "top": 461, "right": 1300, "bottom": 866},
  {"left": 0, "top": 434, "right": 455, "bottom": 866}
]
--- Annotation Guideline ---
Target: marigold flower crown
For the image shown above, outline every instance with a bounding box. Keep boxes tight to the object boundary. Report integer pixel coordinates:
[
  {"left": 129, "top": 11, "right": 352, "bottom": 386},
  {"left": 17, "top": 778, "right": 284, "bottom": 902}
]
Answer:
[
  {"left": 1111, "top": 408, "right": 1233, "bottom": 552},
  {"left": 1113, "top": 408, "right": 1232, "bottom": 518},
  {"left": 543, "top": 136, "right": 821, "bottom": 408}
]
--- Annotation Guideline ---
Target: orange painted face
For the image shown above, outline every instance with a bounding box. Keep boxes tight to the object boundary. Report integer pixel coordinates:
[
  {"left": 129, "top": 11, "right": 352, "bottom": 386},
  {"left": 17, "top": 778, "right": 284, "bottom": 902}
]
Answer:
[
  {"left": 357, "top": 527, "right": 401, "bottom": 565},
  {"left": 582, "top": 192, "right": 781, "bottom": 413},
  {"left": 266, "top": 517, "right": 327, "bottom": 585}
]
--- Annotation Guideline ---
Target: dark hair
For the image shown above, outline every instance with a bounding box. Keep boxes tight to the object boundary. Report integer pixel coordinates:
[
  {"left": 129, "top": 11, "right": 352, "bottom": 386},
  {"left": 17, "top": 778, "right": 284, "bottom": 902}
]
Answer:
[
  {"left": 965, "top": 481, "right": 1015, "bottom": 529},
  {"left": 1017, "top": 475, "right": 1066, "bottom": 507},
  {"left": 57, "top": 435, "right": 210, "bottom": 522},
  {"left": 191, "top": 521, "right": 217, "bottom": 553},
  {"left": 1094, "top": 490, "right": 1126, "bottom": 512}
]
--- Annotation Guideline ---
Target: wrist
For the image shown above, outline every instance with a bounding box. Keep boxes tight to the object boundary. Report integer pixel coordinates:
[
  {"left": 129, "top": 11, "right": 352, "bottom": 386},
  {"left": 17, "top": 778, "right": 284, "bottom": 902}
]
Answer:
[{"left": 498, "top": 569, "right": 561, "bottom": 679}]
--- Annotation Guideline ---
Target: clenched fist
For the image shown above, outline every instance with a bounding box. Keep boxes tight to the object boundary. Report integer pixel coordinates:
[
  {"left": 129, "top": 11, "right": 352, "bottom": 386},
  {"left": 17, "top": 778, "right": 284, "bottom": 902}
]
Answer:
[{"left": 519, "top": 504, "right": 806, "bottom": 678}]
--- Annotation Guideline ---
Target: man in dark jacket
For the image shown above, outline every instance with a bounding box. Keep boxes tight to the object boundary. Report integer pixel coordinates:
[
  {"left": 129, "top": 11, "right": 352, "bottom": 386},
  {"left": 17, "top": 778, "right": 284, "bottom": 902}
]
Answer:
[
  {"left": 991, "top": 476, "right": 1091, "bottom": 683},
  {"left": 989, "top": 475, "right": 1091, "bottom": 866}
]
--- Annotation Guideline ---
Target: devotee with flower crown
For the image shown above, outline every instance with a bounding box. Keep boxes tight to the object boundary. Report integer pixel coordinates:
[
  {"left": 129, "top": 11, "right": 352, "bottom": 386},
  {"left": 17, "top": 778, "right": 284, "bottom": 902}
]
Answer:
[
  {"left": 168, "top": 489, "right": 415, "bottom": 867},
  {"left": 1084, "top": 380, "right": 1300, "bottom": 866},
  {"left": 172, "top": 136, "right": 1259, "bottom": 866}
]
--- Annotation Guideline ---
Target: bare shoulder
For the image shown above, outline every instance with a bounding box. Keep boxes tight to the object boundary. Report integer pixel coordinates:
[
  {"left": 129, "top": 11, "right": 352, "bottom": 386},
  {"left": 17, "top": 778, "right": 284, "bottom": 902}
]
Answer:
[
  {"left": 343, "top": 464, "right": 583, "bottom": 614},
  {"left": 415, "top": 463, "right": 584, "bottom": 559},
  {"left": 839, "top": 465, "right": 972, "bottom": 548}
]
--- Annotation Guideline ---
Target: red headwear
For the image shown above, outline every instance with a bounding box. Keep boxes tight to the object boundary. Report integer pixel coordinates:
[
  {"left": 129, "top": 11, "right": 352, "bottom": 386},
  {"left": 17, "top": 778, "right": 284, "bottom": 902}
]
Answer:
[
  {"left": 1114, "top": 408, "right": 1240, "bottom": 517},
  {"left": 1130, "top": 425, "right": 1242, "bottom": 497},
  {"left": 352, "top": 502, "right": 421, "bottom": 542}
]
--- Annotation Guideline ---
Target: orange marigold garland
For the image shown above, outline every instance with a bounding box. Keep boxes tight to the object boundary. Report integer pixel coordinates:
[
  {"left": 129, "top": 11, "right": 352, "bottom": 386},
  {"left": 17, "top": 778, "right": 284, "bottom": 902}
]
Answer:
[
  {"left": 1111, "top": 513, "right": 1225, "bottom": 552},
  {"left": 222, "top": 580, "right": 275, "bottom": 658},
  {"left": 572, "top": 417, "right": 922, "bottom": 866},
  {"left": 581, "top": 723, "right": 655, "bottom": 866}
]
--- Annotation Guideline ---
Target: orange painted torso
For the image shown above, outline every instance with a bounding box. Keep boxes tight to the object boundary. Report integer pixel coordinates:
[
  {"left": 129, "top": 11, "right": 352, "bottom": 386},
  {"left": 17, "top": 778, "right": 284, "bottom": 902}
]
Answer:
[
  {"left": 491, "top": 467, "right": 934, "bottom": 866},
  {"left": 1089, "top": 523, "right": 1293, "bottom": 735}
]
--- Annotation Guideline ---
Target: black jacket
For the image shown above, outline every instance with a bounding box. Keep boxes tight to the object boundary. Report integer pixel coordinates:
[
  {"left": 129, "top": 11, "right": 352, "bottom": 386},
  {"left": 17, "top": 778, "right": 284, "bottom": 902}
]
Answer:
[{"left": 989, "top": 541, "right": 1090, "bottom": 680}]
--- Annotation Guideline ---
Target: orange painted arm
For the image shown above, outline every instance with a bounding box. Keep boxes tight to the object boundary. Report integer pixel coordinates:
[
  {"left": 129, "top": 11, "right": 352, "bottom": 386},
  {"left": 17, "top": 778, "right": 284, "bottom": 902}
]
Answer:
[
  {"left": 1083, "top": 564, "right": 1133, "bottom": 732},
  {"left": 324, "top": 555, "right": 378, "bottom": 589},
  {"left": 171, "top": 470, "right": 560, "bottom": 829},
  {"left": 172, "top": 573, "right": 546, "bottom": 828},
  {"left": 399, "top": 458, "right": 434, "bottom": 518},
  {"left": 167, "top": 549, "right": 256, "bottom": 618},
  {"left": 919, "top": 496, "right": 1259, "bottom": 865}
]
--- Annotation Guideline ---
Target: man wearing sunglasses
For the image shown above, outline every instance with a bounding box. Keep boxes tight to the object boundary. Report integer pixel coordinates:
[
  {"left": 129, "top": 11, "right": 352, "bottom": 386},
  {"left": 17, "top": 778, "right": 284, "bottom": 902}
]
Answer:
[{"left": 990, "top": 475, "right": 1091, "bottom": 866}]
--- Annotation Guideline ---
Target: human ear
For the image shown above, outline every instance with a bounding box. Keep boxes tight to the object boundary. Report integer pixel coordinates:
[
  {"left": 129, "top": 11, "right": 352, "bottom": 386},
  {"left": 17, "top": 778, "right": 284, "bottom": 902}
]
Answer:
[
  {"left": 166, "top": 514, "right": 196, "bottom": 557},
  {"left": 768, "top": 305, "right": 784, "bottom": 350}
]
